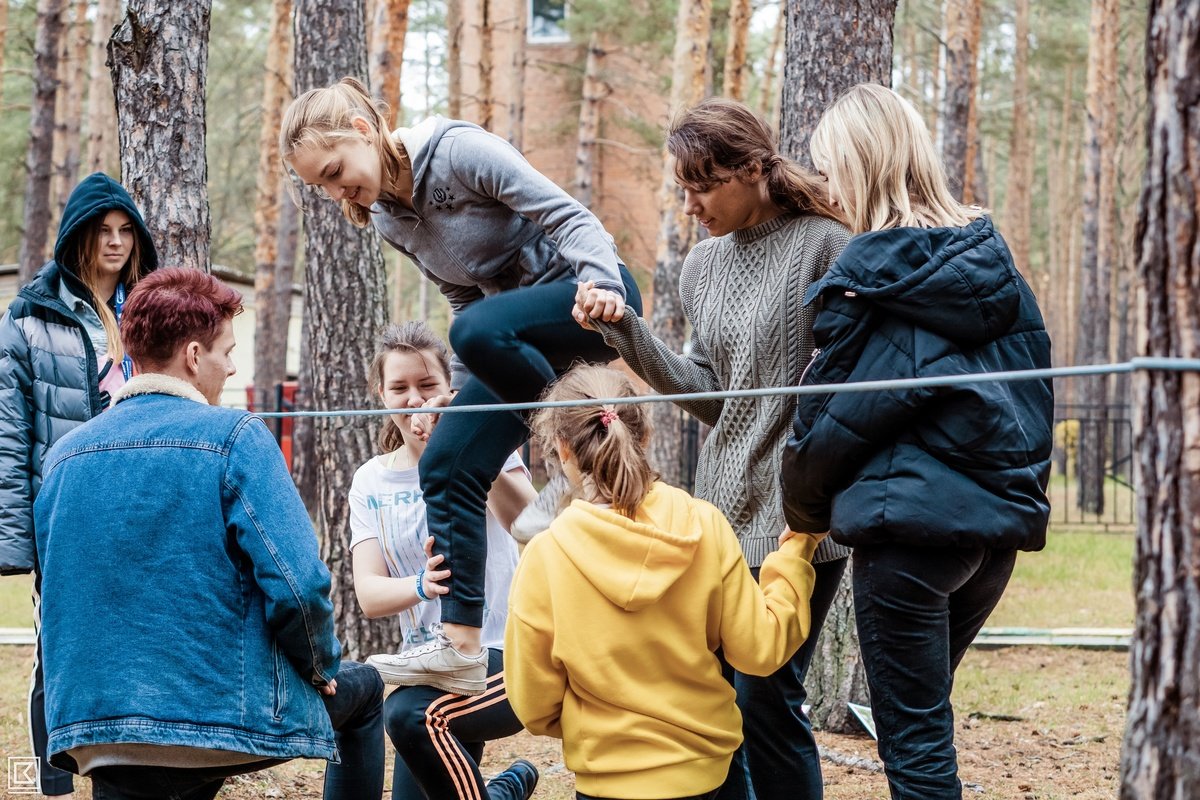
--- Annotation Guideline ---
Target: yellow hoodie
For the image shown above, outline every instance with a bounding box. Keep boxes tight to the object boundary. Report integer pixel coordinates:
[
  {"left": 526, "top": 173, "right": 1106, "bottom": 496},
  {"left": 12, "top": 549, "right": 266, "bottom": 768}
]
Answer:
[{"left": 504, "top": 482, "right": 818, "bottom": 799}]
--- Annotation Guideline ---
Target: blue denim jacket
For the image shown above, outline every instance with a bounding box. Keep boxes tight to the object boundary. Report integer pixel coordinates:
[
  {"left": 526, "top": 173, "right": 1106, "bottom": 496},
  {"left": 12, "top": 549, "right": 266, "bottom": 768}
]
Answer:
[{"left": 34, "top": 376, "right": 340, "bottom": 770}]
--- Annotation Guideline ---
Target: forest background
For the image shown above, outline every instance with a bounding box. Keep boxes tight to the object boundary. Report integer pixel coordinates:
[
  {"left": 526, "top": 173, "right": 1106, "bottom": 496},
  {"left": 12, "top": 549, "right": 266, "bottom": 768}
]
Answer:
[
  {"left": 0, "top": 0, "right": 1146, "bottom": 388},
  {"left": 4, "top": 1, "right": 1200, "bottom": 797},
  {"left": 0, "top": 0, "right": 1152, "bottom": 730}
]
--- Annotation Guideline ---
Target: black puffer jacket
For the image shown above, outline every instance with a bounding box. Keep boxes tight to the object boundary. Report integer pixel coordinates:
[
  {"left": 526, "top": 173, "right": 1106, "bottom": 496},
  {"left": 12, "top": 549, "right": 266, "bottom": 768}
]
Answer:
[{"left": 781, "top": 216, "right": 1052, "bottom": 551}]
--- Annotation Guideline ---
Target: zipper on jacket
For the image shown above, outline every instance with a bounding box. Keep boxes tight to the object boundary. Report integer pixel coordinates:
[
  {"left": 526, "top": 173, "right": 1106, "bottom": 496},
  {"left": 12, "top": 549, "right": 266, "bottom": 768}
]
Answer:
[{"left": 799, "top": 348, "right": 822, "bottom": 385}]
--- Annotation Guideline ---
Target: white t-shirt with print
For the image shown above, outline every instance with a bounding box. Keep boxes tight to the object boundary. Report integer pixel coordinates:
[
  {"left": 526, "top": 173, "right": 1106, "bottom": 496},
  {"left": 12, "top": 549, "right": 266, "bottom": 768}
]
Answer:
[{"left": 348, "top": 450, "right": 525, "bottom": 650}]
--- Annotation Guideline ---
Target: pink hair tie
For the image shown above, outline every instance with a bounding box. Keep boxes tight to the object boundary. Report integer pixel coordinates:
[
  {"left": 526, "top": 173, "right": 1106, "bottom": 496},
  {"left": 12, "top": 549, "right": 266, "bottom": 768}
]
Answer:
[{"left": 599, "top": 405, "right": 619, "bottom": 429}]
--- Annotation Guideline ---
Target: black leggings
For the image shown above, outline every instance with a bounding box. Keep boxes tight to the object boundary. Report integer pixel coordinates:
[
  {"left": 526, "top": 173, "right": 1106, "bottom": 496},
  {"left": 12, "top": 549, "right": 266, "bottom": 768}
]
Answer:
[
  {"left": 387, "top": 648, "right": 524, "bottom": 799},
  {"left": 421, "top": 270, "right": 641, "bottom": 626}
]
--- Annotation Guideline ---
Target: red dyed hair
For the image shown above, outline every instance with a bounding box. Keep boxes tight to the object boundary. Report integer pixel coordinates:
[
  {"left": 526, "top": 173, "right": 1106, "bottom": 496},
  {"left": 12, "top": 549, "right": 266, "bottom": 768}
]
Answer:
[{"left": 121, "top": 268, "right": 244, "bottom": 369}]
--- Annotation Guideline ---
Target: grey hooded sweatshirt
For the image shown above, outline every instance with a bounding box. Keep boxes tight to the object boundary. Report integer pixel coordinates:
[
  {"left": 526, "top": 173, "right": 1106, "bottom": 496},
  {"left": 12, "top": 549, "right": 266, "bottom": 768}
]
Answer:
[{"left": 371, "top": 118, "right": 626, "bottom": 385}]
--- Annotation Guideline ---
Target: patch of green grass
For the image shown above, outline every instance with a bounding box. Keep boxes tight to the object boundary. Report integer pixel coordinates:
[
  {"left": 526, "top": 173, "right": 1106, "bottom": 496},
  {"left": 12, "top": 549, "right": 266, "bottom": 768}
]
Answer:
[
  {"left": 0, "top": 574, "right": 32, "bottom": 628},
  {"left": 986, "top": 528, "right": 1134, "bottom": 629},
  {"left": 0, "top": 646, "right": 37, "bottom": 764}
]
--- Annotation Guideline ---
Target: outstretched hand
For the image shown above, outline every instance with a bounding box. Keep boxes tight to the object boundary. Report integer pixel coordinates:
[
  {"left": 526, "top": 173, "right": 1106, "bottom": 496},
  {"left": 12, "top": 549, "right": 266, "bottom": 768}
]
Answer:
[
  {"left": 411, "top": 394, "right": 453, "bottom": 442},
  {"left": 572, "top": 280, "right": 626, "bottom": 330}
]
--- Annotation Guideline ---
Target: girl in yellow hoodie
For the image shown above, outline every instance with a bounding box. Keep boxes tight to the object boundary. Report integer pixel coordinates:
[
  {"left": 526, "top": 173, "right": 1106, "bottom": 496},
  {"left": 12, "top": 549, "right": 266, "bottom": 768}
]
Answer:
[{"left": 504, "top": 365, "right": 823, "bottom": 800}]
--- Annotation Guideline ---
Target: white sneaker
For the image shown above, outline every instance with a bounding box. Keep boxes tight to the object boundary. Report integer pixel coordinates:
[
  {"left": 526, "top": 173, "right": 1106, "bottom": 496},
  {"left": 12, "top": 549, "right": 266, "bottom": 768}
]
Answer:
[
  {"left": 367, "top": 624, "right": 488, "bottom": 695},
  {"left": 509, "top": 473, "right": 573, "bottom": 544}
]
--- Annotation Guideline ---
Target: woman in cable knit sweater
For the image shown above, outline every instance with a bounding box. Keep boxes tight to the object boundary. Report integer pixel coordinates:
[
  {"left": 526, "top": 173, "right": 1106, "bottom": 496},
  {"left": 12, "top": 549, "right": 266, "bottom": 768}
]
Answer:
[{"left": 573, "top": 98, "right": 850, "bottom": 800}]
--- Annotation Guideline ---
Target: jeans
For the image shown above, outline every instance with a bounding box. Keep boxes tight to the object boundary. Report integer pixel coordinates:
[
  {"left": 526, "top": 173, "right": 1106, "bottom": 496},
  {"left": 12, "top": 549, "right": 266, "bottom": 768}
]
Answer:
[
  {"left": 387, "top": 649, "right": 525, "bottom": 800},
  {"left": 852, "top": 543, "right": 1017, "bottom": 800},
  {"left": 422, "top": 269, "right": 642, "bottom": 626},
  {"left": 718, "top": 557, "right": 847, "bottom": 800},
  {"left": 89, "top": 661, "right": 385, "bottom": 800}
]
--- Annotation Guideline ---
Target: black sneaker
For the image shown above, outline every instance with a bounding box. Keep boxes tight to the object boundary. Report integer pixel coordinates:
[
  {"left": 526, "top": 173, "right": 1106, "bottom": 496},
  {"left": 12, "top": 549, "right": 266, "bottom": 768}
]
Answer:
[{"left": 487, "top": 758, "right": 539, "bottom": 800}]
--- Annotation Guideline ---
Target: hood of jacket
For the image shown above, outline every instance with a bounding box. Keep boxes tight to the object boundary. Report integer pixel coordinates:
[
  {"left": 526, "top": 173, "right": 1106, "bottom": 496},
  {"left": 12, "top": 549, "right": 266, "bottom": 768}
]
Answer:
[
  {"left": 396, "top": 116, "right": 481, "bottom": 192},
  {"left": 51, "top": 172, "right": 159, "bottom": 295},
  {"left": 806, "top": 215, "right": 1019, "bottom": 350},
  {"left": 546, "top": 482, "right": 703, "bottom": 612}
]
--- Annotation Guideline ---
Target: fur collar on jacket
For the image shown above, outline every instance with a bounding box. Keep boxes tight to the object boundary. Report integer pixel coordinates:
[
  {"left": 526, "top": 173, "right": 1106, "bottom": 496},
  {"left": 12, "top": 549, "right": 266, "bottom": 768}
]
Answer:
[{"left": 112, "top": 373, "right": 208, "bottom": 406}]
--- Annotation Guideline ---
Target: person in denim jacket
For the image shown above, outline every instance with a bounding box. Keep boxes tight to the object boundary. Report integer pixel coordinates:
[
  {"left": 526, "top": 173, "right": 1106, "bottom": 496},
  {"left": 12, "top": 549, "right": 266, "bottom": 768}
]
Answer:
[{"left": 33, "top": 268, "right": 385, "bottom": 800}]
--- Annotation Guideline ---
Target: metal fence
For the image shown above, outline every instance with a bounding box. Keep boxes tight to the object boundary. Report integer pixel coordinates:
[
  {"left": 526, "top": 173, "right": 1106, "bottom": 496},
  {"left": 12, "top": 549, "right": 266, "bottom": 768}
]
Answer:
[{"left": 1048, "top": 403, "right": 1134, "bottom": 530}]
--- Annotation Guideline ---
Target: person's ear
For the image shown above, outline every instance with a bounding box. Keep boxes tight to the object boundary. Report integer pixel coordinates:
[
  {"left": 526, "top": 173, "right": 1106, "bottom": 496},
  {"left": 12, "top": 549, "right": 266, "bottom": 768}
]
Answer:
[
  {"left": 185, "top": 341, "right": 202, "bottom": 376},
  {"left": 350, "top": 115, "right": 373, "bottom": 140},
  {"left": 555, "top": 438, "right": 572, "bottom": 465}
]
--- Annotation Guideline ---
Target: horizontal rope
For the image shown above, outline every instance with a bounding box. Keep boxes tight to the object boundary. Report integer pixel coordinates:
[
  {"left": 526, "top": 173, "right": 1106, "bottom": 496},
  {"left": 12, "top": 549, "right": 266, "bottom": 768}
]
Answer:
[{"left": 251, "top": 357, "right": 1200, "bottom": 419}]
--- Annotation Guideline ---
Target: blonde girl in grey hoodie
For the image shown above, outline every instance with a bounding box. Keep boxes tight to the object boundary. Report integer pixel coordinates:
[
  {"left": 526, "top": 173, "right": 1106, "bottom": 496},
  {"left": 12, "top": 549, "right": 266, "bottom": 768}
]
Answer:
[{"left": 281, "top": 77, "right": 641, "bottom": 695}]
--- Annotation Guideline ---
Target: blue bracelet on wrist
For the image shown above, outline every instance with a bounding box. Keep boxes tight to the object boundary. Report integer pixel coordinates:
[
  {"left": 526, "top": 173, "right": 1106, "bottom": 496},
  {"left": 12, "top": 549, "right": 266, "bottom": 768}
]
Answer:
[{"left": 415, "top": 568, "right": 431, "bottom": 602}]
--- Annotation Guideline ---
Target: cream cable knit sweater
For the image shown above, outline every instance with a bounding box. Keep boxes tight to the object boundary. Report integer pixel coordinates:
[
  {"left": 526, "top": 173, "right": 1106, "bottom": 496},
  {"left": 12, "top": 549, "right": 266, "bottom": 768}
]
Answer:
[{"left": 596, "top": 213, "right": 851, "bottom": 567}]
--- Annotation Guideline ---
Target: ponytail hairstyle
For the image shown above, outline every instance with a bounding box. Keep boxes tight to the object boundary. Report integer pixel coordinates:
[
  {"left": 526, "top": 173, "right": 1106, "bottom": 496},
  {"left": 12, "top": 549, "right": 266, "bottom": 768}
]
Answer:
[
  {"left": 67, "top": 213, "right": 146, "bottom": 363},
  {"left": 667, "top": 97, "right": 843, "bottom": 223},
  {"left": 366, "top": 321, "right": 452, "bottom": 453},
  {"left": 809, "top": 83, "right": 984, "bottom": 234},
  {"left": 532, "top": 365, "right": 657, "bottom": 518},
  {"left": 278, "top": 76, "right": 410, "bottom": 228}
]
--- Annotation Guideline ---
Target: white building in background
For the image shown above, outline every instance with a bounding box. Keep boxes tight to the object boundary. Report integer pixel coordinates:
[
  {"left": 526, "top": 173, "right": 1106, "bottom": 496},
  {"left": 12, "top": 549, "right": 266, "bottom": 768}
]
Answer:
[{"left": 0, "top": 264, "right": 303, "bottom": 409}]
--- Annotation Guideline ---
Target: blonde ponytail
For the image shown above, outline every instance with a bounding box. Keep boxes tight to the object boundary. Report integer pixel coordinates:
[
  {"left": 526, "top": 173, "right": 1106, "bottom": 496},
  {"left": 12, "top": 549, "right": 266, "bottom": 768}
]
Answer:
[{"left": 532, "top": 366, "right": 656, "bottom": 517}]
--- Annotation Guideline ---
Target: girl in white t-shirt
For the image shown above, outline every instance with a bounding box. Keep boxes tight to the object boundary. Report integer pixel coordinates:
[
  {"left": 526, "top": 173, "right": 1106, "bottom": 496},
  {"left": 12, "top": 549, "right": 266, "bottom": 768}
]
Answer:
[{"left": 350, "top": 322, "right": 540, "bottom": 800}]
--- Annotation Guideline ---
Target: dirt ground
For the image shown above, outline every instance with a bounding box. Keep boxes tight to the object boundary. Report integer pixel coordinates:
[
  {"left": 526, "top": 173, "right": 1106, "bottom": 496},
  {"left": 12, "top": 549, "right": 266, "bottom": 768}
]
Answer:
[
  {"left": 2, "top": 645, "right": 1126, "bottom": 799},
  {"left": 219, "top": 646, "right": 1127, "bottom": 800}
]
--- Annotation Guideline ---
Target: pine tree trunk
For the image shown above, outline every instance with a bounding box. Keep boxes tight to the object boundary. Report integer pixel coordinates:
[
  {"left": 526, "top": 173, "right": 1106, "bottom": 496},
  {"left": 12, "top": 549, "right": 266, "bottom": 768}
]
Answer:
[
  {"left": 928, "top": 0, "right": 943, "bottom": 133},
  {"left": 507, "top": 0, "right": 526, "bottom": 148},
  {"left": 779, "top": 0, "right": 896, "bottom": 170},
  {"left": 940, "top": 0, "right": 981, "bottom": 202},
  {"left": 19, "top": 0, "right": 66, "bottom": 284},
  {"left": 109, "top": 0, "right": 213, "bottom": 272},
  {"left": 1054, "top": 64, "right": 1076, "bottom": 372},
  {"left": 253, "top": 0, "right": 294, "bottom": 393},
  {"left": 1111, "top": 14, "right": 1144, "bottom": 462},
  {"left": 294, "top": 0, "right": 395, "bottom": 661},
  {"left": 85, "top": 0, "right": 121, "bottom": 176},
  {"left": 53, "top": 0, "right": 89, "bottom": 214},
  {"left": 758, "top": 6, "right": 784, "bottom": 123},
  {"left": 649, "top": 0, "right": 711, "bottom": 486},
  {"left": 574, "top": 33, "right": 605, "bottom": 208},
  {"left": 1004, "top": 0, "right": 1031, "bottom": 276},
  {"left": 370, "top": 0, "right": 410, "bottom": 126},
  {"left": 1121, "top": 3, "right": 1200, "bottom": 795},
  {"left": 478, "top": 0, "right": 493, "bottom": 129},
  {"left": 722, "top": 0, "right": 751, "bottom": 100},
  {"left": 446, "top": 0, "right": 463, "bottom": 119},
  {"left": 778, "top": 0, "right": 897, "bottom": 734},
  {"left": 1073, "top": 0, "right": 1118, "bottom": 515}
]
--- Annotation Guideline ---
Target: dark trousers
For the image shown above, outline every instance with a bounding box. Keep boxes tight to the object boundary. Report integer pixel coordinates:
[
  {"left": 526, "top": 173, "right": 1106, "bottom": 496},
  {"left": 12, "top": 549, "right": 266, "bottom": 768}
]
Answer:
[
  {"left": 31, "top": 564, "right": 74, "bottom": 795},
  {"left": 852, "top": 543, "right": 1017, "bottom": 800},
  {"left": 718, "top": 556, "right": 847, "bottom": 800},
  {"left": 386, "top": 648, "right": 525, "bottom": 800},
  {"left": 422, "top": 270, "right": 642, "bottom": 626},
  {"left": 579, "top": 793, "right": 719, "bottom": 800},
  {"left": 89, "top": 661, "right": 386, "bottom": 800}
]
